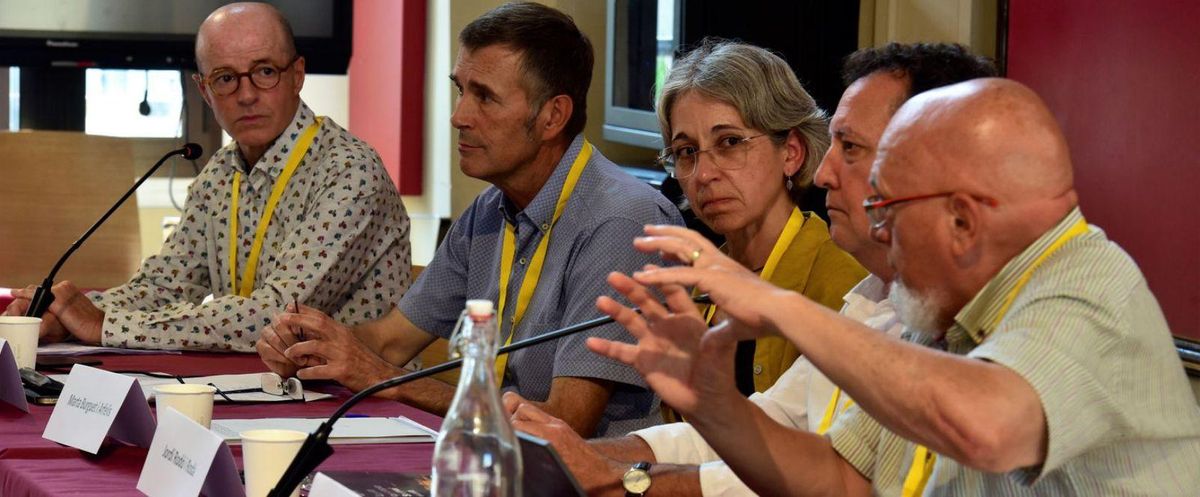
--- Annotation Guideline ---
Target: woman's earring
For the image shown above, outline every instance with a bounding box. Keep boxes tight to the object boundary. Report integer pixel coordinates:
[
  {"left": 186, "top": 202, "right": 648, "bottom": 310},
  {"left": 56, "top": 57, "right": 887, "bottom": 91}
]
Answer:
[{"left": 786, "top": 176, "right": 794, "bottom": 191}]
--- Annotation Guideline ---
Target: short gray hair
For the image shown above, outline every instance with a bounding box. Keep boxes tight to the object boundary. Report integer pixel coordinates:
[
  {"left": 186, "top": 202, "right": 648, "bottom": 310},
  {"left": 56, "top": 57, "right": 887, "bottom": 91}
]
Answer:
[{"left": 657, "top": 39, "right": 830, "bottom": 205}]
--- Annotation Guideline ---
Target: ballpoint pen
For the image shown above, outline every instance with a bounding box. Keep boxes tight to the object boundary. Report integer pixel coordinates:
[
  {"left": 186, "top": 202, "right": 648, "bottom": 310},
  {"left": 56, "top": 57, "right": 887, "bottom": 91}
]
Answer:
[{"left": 294, "top": 294, "right": 305, "bottom": 341}]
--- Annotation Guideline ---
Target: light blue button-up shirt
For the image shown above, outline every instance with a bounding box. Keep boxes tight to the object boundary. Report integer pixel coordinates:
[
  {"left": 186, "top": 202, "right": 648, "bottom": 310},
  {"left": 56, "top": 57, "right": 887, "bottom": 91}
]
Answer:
[{"left": 400, "top": 135, "right": 683, "bottom": 436}]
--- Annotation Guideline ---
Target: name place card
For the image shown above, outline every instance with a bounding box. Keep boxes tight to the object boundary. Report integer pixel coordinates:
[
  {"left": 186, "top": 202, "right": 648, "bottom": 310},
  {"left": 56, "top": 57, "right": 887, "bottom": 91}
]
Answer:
[
  {"left": 0, "top": 339, "right": 30, "bottom": 412},
  {"left": 137, "top": 407, "right": 244, "bottom": 497},
  {"left": 42, "top": 364, "right": 155, "bottom": 454}
]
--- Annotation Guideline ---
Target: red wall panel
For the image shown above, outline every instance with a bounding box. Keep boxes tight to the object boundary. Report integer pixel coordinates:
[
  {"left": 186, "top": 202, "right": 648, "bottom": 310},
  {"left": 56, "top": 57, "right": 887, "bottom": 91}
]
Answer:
[
  {"left": 1007, "top": 0, "right": 1200, "bottom": 339},
  {"left": 349, "top": 0, "right": 426, "bottom": 195}
]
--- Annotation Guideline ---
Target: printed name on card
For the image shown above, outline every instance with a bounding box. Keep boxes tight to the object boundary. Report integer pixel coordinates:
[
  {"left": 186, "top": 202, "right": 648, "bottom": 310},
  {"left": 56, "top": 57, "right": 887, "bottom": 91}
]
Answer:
[
  {"left": 137, "top": 407, "right": 244, "bottom": 497},
  {"left": 42, "top": 364, "right": 155, "bottom": 454}
]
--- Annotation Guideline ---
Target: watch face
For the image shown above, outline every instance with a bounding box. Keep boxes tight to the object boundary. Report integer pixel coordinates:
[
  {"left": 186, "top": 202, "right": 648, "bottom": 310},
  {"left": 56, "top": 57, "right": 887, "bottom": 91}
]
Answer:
[{"left": 623, "top": 469, "right": 651, "bottom": 493}]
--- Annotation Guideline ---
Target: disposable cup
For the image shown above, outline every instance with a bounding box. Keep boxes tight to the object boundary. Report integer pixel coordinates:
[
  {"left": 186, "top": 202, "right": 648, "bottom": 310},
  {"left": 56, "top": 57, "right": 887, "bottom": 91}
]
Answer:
[
  {"left": 0, "top": 316, "right": 40, "bottom": 370},
  {"left": 241, "top": 428, "right": 307, "bottom": 497},
  {"left": 154, "top": 383, "right": 216, "bottom": 429}
]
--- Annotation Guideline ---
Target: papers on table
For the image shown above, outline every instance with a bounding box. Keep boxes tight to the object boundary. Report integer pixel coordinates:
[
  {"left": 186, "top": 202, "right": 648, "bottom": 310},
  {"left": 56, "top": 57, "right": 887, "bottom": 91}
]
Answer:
[
  {"left": 211, "top": 416, "right": 437, "bottom": 445},
  {"left": 38, "top": 342, "right": 181, "bottom": 356},
  {"left": 48, "top": 372, "right": 334, "bottom": 403}
]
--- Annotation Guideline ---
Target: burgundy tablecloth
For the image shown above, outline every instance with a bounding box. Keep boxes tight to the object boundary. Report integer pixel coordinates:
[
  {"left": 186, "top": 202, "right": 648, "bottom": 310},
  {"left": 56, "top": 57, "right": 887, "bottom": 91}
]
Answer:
[{"left": 0, "top": 352, "right": 442, "bottom": 497}]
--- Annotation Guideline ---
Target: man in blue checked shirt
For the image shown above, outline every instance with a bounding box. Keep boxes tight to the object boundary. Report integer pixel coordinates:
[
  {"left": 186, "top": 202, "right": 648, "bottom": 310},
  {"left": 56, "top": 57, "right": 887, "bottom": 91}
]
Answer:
[{"left": 256, "top": 2, "right": 682, "bottom": 438}]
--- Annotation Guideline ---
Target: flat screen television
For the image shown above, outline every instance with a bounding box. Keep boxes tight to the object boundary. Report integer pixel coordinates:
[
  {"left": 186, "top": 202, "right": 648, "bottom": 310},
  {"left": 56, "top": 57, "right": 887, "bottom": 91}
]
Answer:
[
  {"left": 604, "top": 0, "right": 679, "bottom": 150},
  {"left": 0, "top": 0, "right": 351, "bottom": 74}
]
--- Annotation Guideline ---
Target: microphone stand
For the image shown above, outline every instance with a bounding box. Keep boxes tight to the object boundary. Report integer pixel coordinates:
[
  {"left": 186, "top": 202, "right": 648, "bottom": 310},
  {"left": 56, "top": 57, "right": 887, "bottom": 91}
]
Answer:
[
  {"left": 26, "top": 144, "right": 202, "bottom": 317},
  {"left": 267, "top": 294, "right": 712, "bottom": 497}
]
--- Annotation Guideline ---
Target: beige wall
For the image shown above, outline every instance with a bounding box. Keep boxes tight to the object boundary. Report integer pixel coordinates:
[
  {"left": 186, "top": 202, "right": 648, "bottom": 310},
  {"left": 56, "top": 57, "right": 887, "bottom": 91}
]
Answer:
[
  {"left": 859, "top": 0, "right": 998, "bottom": 58},
  {"left": 445, "top": 0, "right": 659, "bottom": 217},
  {"left": 446, "top": 0, "right": 496, "bottom": 217},
  {"left": 138, "top": 207, "right": 179, "bottom": 259}
]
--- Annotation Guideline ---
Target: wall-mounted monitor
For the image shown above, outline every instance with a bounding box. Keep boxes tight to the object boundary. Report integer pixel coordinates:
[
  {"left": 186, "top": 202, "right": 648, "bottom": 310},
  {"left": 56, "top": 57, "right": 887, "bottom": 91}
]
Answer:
[
  {"left": 0, "top": 0, "right": 352, "bottom": 73},
  {"left": 604, "top": 0, "right": 678, "bottom": 150}
]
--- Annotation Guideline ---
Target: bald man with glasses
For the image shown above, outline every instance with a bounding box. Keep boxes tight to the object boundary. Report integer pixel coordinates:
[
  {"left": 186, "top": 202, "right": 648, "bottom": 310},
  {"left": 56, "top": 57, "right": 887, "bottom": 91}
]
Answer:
[{"left": 5, "top": 2, "right": 411, "bottom": 352}]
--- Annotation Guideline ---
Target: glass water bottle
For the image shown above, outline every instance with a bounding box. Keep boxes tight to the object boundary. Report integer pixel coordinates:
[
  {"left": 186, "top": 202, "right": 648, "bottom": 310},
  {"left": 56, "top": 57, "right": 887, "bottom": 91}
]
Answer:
[{"left": 431, "top": 299, "right": 522, "bottom": 497}]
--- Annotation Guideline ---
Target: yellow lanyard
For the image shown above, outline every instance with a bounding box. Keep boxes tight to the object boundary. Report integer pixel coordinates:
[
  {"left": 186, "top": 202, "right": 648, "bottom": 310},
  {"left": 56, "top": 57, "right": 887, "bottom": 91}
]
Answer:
[
  {"left": 988, "top": 218, "right": 1089, "bottom": 331},
  {"left": 228, "top": 117, "right": 324, "bottom": 298},
  {"left": 817, "top": 217, "right": 1089, "bottom": 497},
  {"left": 702, "top": 207, "right": 806, "bottom": 324},
  {"left": 901, "top": 446, "right": 937, "bottom": 497},
  {"left": 817, "top": 386, "right": 853, "bottom": 435},
  {"left": 494, "top": 141, "right": 593, "bottom": 381}
]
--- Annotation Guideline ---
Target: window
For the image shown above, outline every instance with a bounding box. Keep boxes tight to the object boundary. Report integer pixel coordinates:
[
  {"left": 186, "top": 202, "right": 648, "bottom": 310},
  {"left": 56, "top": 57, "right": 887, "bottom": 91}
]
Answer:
[
  {"left": 84, "top": 69, "right": 184, "bottom": 138},
  {"left": 6, "top": 67, "right": 17, "bottom": 130}
]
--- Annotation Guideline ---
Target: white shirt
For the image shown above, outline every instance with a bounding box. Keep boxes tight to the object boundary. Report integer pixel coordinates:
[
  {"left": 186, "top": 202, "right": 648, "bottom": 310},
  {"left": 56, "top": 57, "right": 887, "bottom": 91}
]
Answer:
[{"left": 629, "top": 275, "right": 902, "bottom": 496}]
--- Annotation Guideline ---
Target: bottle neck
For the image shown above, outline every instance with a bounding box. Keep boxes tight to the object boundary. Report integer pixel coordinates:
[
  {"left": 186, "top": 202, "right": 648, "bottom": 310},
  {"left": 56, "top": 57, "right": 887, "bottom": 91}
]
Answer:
[{"left": 458, "top": 314, "right": 500, "bottom": 387}]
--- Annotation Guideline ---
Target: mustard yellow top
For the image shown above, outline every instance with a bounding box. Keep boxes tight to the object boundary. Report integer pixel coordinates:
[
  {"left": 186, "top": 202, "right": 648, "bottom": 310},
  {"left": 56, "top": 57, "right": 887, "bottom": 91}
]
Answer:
[{"left": 749, "top": 212, "right": 866, "bottom": 393}]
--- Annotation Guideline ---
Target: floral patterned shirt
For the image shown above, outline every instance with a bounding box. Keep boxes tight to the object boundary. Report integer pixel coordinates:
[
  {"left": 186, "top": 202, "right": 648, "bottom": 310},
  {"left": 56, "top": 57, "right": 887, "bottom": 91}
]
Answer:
[{"left": 92, "top": 102, "right": 411, "bottom": 352}]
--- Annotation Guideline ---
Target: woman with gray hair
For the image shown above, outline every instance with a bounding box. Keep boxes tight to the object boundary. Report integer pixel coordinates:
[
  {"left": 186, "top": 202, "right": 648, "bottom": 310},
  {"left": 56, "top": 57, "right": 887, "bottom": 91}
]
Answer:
[{"left": 647, "top": 39, "right": 866, "bottom": 396}]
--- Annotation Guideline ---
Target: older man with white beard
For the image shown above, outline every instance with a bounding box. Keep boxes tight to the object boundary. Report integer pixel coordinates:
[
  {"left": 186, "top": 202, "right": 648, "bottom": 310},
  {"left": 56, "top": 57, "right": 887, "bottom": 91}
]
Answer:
[{"left": 588, "top": 78, "right": 1200, "bottom": 496}]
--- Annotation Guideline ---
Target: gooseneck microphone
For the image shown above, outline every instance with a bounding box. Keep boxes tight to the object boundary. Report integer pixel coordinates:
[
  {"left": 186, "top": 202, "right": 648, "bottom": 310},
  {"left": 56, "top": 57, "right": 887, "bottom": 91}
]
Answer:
[
  {"left": 26, "top": 143, "right": 204, "bottom": 318},
  {"left": 267, "top": 294, "right": 713, "bottom": 497}
]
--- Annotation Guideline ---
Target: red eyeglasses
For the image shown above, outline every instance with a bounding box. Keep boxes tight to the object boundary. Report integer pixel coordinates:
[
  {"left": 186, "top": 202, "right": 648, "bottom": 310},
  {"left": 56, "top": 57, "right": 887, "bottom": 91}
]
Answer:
[{"left": 863, "top": 192, "right": 999, "bottom": 230}]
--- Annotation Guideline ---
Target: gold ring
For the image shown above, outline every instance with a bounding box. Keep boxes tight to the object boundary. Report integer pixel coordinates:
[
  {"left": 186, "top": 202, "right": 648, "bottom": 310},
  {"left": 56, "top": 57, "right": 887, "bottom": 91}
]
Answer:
[{"left": 689, "top": 248, "right": 702, "bottom": 264}]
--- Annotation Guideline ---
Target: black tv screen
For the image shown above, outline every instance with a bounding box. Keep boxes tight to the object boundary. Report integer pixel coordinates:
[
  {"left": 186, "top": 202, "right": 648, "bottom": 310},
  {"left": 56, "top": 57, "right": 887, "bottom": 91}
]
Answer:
[{"left": 0, "top": 0, "right": 351, "bottom": 74}]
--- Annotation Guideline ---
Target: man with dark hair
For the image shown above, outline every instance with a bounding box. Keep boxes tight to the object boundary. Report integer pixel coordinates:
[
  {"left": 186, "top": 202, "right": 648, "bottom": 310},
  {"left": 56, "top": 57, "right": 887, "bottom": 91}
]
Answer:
[
  {"left": 458, "top": 2, "right": 593, "bottom": 139},
  {"left": 5, "top": 2, "right": 410, "bottom": 352},
  {"left": 503, "top": 42, "right": 997, "bottom": 496},
  {"left": 841, "top": 42, "right": 998, "bottom": 98},
  {"left": 257, "top": 2, "right": 682, "bottom": 438}
]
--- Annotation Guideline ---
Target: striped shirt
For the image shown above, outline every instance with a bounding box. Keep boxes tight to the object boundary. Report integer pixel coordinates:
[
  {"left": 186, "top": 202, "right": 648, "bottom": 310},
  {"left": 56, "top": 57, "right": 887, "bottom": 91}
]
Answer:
[{"left": 828, "top": 207, "right": 1200, "bottom": 496}]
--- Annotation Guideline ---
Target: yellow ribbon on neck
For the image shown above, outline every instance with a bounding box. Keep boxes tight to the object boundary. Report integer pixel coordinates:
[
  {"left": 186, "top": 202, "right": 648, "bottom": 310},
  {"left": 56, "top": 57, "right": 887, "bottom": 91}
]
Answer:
[
  {"left": 229, "top": 117, "right": 324, "bottom": 298},
  {"left": 816, "top": 217, "right": 1089, "bottom": 497},
  {"left": 702, "top": 207, "right": 806, "bottom": 324},
  {"left": 494, "top": 141, "right": 593, "bottom": 382}
]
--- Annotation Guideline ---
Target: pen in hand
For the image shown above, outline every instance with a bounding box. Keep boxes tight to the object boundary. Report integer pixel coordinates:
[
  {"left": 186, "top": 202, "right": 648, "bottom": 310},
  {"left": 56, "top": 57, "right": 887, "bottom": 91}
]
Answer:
[{"left": 293, "top": 294, "right": 305, "bottom": 342}]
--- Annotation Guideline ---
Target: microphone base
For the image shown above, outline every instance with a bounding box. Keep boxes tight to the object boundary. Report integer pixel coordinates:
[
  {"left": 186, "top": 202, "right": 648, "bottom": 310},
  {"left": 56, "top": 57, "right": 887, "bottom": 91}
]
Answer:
[{"left": 25, "top": 280, "right": 55, "bottom": 318}]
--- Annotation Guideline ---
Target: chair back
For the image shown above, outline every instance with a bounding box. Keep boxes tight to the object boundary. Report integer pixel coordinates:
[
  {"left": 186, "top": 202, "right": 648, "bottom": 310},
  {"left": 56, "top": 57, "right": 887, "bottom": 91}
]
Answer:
[{"left": 0, "top": 131, "right": 141, "bottom": 289}]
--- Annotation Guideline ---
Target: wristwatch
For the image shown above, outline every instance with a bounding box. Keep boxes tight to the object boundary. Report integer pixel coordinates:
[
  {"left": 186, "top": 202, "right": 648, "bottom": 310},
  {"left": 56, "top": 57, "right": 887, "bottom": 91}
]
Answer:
[{"left": 622, "top": 461, "right": 652, "bottom": 496}]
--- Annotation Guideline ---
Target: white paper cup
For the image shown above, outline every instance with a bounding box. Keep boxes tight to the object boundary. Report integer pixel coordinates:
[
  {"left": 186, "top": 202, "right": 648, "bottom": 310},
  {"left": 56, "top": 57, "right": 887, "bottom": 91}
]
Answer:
[
  {"left": 0, "top": 316, "right": 40, "bottom": 370},
  {"left": 241, "top": 429, "right": 307, "bottom": 497},
  {"left": 154, "top": 383, "right": 216, "bottom": 429}
]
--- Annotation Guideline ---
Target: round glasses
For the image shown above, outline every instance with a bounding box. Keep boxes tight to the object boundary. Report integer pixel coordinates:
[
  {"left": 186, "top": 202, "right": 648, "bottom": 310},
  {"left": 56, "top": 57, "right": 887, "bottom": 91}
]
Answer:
[
  {"left": 201, "top": 57, "right": 298, "bottom": 97},
  {"left": 657, "top": 133, "right": 770, "bottom": 179}
]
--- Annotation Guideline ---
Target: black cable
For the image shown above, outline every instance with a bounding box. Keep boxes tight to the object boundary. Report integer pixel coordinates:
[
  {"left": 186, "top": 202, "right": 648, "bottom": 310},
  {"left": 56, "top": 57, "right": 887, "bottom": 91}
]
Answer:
[{"left": 267, "top": 293, "right": 712, "bottom": 497}]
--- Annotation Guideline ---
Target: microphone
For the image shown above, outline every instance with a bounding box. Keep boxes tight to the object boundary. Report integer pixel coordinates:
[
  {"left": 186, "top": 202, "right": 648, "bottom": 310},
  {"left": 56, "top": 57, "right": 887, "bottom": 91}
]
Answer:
[
  {"left": 267, "top": 294, "right": 713, "bottom": 497},
  {"left": 26, "top": 143, "right": 204, "bottom": 318}
]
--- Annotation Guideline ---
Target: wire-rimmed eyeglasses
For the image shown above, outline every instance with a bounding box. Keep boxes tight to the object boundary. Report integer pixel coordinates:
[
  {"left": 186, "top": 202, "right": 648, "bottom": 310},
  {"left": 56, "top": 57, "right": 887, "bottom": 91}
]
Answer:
[{"left": 656, "top": 133, "right": 771, "bottom": 179}]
